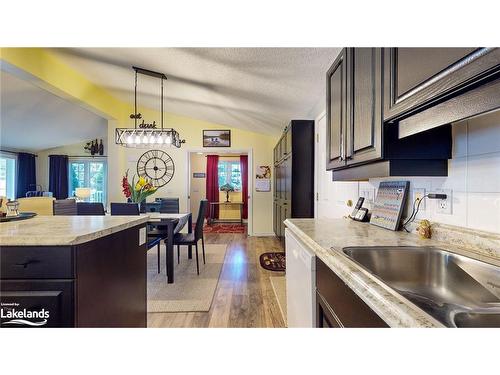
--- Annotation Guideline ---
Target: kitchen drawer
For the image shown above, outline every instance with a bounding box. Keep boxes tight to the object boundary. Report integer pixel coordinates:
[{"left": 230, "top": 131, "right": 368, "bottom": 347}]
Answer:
[
  {"left": 316, "top": 257, "right": 387, "bottom": 327},
  {"left": 1, "top": 246, "right": 74, "bottom": 279}
]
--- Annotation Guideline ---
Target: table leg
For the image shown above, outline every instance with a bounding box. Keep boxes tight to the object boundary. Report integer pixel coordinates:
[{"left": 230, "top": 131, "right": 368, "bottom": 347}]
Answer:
[
  {"left": 166, "top": 220, "right": 174, "bottom": 284},
  {"left": 188, "top": 213, "right": 193, "bottom": 259}
]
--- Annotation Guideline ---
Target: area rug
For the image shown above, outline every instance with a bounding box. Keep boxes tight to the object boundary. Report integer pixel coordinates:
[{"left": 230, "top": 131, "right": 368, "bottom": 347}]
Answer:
[
  {"left": 259, "top": 252, "right": 286, "bottom": 271},
  {"left": 270, "top": 276, "right": 287, "bottom": 325},
  {"left": 147, "top": 243, "right": 228, "bottom": 312},
  {"left": 202, "top": 224, "right": 246, "bottom": 233}
]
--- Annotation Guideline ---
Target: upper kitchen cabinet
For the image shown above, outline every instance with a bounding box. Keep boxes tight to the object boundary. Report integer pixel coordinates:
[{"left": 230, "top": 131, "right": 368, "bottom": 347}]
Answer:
[
  {"left": 384, "top": 48, "right": 500, "bottom": 137},
  {"left": 345, "top": 48, "right": 382, "bottom": 165},
  {"left": 326, "top": 49, "right": 347, "bottom": 170},
  {"left": 326, "top": 48, "right": 453, "bottom": 180}
]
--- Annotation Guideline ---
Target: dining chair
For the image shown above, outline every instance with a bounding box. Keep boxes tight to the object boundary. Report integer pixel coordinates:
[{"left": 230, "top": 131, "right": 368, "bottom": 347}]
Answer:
[
  {"left": 53, "top": 199, "right": 78, "bottom": 215},
  {"left": 110, "top": 202, "right": 161, "bottom": 273},
  {"left": 173, "top": 199, "right": 208, "bottom": 275},
  {"left": 77, "top": 202, "right": 105, "bottom": 215},
  {"left": 159, "top": 198, "right": 180, "bottom": 213}
]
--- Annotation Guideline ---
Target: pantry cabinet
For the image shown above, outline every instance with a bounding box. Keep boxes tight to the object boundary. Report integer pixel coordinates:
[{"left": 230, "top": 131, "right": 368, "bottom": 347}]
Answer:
[{"left": 273, "top": 120, "right": 314, "bottom": 242}]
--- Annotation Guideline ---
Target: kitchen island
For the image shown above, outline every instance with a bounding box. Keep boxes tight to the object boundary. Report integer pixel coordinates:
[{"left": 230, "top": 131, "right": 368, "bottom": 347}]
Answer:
[{"left": 0, "top": 215, "right": 149, "bottom": 328}]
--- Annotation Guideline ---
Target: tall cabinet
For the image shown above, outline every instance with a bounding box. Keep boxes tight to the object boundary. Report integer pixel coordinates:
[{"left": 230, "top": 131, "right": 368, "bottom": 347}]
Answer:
[{"left": 273, "top": 120, "right": 315, "bottom": 242}]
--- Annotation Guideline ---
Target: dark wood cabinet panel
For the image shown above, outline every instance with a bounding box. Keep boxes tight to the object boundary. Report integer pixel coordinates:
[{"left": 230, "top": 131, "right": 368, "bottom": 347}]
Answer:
[
  {"left": 316, "top": 257, "right": 388, "bottom": 328},
  {"left": 346, "top": 48, "right": 382, "bottom": 165},
  {"left": 326, "top": 49, "right": 347, "bottom": 170},
  {"left": 384, "top": 47, "right": 500, "bottom": 123},
  {"left": 273, "top": 121, "right": 314, "bottom": 242}
]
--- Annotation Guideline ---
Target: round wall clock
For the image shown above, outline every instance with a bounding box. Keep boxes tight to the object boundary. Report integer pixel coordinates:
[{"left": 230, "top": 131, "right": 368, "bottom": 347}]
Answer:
[{"left": 136, "top": 150, "right": 175, "bottom": 188}]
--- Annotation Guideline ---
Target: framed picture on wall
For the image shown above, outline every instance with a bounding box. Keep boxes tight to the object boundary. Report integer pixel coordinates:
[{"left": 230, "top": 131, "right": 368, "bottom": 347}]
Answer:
[{"left": 203, "top": 130, "right": 231, "bottom": 147}]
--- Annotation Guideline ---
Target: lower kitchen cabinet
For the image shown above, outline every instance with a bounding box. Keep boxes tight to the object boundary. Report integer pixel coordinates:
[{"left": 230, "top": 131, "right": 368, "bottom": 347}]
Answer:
[{"left": 316, "top": 257, "right": 388, "bottom": 328}]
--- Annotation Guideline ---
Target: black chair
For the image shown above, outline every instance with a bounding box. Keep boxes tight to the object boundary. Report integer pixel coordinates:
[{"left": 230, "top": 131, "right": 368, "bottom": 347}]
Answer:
[
  {"left": 53, "top": 199, "right": 77, "bottom": 215},
  {"left": 110, "top": 202, "right": 140, "bottom": 215},
  {"left": 159, "top": 198, "right": 180, "bottom": 213},
  {"left": 110, "top": 202, "right": 162, "bottom": 273},
  {"left": 77, "top": 202, "right": 105, "bottom": 215},
  {"left": 173, "top": 199, "right": 208, "bottom": 275}
]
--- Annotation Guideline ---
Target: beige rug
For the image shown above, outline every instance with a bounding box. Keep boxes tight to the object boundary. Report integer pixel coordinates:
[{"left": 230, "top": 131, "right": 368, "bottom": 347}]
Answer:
[
  {"left": 147, "top": 243, "right": 228, "bottom": 312},
  {"left": 270, "top": 276, "right": 287, "bottom": 324}
]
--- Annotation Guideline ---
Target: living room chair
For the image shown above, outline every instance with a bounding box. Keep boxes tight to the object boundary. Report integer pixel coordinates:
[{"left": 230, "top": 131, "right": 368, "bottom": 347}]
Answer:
[{"left": 173, "top": 199, "right": 208, "bottom": 275}]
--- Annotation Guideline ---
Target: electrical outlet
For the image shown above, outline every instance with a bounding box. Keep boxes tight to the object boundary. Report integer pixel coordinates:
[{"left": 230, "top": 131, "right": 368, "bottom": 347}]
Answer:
[
  {"left": 435, "top": 189, "right": 452, "bottom": 215},
  {"left": 412, "top": 188, "right": 426, "bottom": 211}
]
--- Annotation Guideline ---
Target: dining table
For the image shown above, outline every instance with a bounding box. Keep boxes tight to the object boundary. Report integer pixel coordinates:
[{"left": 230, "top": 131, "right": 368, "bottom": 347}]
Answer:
[{"left": 143, "top": 212, "right": 192, "bottom": 284}]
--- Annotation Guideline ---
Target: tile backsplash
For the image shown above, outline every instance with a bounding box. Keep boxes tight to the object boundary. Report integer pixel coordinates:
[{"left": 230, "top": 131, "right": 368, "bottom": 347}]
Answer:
[{"left": 319, "top": 109, "right": 500, "bottom": 234}]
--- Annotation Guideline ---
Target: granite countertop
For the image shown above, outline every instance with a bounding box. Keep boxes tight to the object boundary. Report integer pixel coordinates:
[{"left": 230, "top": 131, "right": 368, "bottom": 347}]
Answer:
[
  {"left": 0, "top": 215, "right": 150, "bottom": 246},
  {"left": 284, "top": 218, "right": 500, "bottom": 328}
]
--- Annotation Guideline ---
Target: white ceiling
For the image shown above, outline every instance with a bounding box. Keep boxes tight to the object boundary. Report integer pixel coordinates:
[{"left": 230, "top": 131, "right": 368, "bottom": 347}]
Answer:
[
  {"left": 50, "top": 48, "right": 341, "bottom": 135},
  {"left": 0, "top": 70, "right": 107, "bottom": 152}
]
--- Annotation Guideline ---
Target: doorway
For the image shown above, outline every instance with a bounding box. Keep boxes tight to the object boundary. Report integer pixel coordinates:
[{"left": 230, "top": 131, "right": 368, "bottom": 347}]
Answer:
[{"left": 187, "top": 150, "right": 252, "bottom": 235}]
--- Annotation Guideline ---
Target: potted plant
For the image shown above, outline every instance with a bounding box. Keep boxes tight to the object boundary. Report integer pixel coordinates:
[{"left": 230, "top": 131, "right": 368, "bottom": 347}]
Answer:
[
  {"left": 220, "top": 183, "right": 235, "bottom": 202},
  {"left": 121, "top": 170, "right": 158, "bottom": 208}
]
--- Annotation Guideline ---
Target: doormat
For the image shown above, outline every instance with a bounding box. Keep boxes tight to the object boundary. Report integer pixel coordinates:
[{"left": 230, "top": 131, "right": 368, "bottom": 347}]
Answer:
[{"left": 259, "top": 252, "right": 286, "bottom": 272}]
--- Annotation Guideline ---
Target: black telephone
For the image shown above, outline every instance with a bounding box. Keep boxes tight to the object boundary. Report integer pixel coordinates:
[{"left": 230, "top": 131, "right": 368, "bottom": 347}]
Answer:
[{"left": 349, "top": 197, "right": 369, "bottom": 222}]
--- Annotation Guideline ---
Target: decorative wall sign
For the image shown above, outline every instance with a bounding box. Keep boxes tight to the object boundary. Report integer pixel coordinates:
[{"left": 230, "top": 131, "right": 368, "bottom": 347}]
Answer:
[
  {"left": 193, "top": 172, "right": 206, "bottom": 178},
  {"left": 255, "top": 165, "right": 271, "bottom": 192},
  {"left": 203, "top": 130, "right": 231, "bottom": 147},
  {"left": 136, "top": 149, "right": 175, "bottom": 188}
]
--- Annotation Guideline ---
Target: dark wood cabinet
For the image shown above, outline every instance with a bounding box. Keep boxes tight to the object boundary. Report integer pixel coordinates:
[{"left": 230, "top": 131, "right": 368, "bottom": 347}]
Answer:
[
  {"left": 346, "top": 48, "right": 382, "bottom": 165},
  {"left": 326, "top": 48, "right": 347, "bottom": 170},
  {"left": 326, "top": 48, "right": 453, "bottom": 180},
  {"left": 0, "top": 224, "right": 147, "bottom": 328},
  {"left": 273, "top": 120, "right": 314, "bottom": 242},
  {"left": 384, "top": 48, "right": 500, "bottom": 124},
  {"left": 316, "top": 257, "right": 388, "bottom": 328}
]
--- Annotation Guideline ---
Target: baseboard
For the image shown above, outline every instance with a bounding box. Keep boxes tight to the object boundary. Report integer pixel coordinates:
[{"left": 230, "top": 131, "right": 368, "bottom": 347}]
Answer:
[{"left": 251, "top": 232, "right": 276, "bottom": 237}]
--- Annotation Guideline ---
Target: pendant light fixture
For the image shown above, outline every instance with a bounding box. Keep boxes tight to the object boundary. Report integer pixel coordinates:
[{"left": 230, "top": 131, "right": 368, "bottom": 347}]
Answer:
[{"left": 115, "top": 66, "right": 185, "bottom": 148}]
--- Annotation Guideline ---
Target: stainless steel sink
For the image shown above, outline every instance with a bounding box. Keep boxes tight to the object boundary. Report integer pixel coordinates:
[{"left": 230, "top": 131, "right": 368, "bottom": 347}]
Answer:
[{"left": 342, "top": 246, "right": 500, "bottom": 327}]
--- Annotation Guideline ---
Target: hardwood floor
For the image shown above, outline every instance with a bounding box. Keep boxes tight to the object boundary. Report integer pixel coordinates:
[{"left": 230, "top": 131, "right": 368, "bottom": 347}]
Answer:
[{"left": 147, "top": 233, "right": 286, "bottom": 328}]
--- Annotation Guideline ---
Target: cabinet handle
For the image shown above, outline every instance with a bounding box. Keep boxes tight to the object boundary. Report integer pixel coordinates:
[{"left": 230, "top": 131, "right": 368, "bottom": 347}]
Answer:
[{"left": 14, "top": 259, "right": 40, "bottom": 268}]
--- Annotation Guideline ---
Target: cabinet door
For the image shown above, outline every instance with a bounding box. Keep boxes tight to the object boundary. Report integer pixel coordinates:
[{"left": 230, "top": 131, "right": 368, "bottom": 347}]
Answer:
[
  {"left": 280, "top": 204, "right": 288, "bottom": 238},
  {"left": 0, "top": 280, "right": 74, "bottom": 328},
  {"left": 326, "top": 49, "right": 347, "bottom": 170},
  {"left": 346, "top": 48, "right": 382, "bottom": 165},
  {"left": 273, "top": 201, "right": 279, "bottom": 237},
  {"left": 285, "top": 128, "right": 292, "bottom": 158},
  {"left": 384, "top": 48, "right": 500, "bottom": 121},
  {"left": 283, "top": 156, "right": 292, "bottom": 202}
]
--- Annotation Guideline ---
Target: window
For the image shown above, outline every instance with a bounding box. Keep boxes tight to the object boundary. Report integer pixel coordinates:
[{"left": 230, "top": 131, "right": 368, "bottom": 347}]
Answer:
[
  {"left": 0, "top": 153, "right": 16, "bottom": 200},
  {"left": 218, "top": 160, "right": 241, "bottom": 191},
  {"left": 68, "top": 158, "right": 107, "bottom": 205}
]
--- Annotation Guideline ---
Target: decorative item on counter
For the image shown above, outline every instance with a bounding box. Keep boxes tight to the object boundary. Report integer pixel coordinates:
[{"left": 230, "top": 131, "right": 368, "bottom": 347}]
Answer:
[
  {"left": 220, "top": 183, "right": 235, "bottom": 202},
  {"left": 417, "top": 219, "right": 432, "bottom": 239},
  {"left": 121, "top": 169, "right": 158, "bottom": 204},
  {"left": 6, "top": 200, "right": 20, "bottom": 217},
  {"left": 75, "top": 187, "right": 92, "bottom": 202}
]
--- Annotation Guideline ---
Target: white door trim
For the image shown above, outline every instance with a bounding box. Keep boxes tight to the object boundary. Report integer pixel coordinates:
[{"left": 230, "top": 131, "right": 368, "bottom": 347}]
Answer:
[
  {"left": 314, "top": 110, "right": 326, "bottom": 218},
  {"left": 185, "top": 147, "right": 254, "bottom": 236}
]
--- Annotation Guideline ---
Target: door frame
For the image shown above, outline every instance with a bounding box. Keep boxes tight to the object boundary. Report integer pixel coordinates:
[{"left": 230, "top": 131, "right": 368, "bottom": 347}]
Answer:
[{"left": 185, "top": 148, "right": 254, "bottom": 236}]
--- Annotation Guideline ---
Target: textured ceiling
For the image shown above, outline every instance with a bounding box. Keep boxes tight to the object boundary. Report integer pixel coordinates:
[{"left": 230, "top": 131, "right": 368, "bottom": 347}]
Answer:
[
  {"left": 50, "top": 48, "right": 341, "bottom": 135},
  {"left": 0, "top": 71, "right": 107, "bottom": 152}
]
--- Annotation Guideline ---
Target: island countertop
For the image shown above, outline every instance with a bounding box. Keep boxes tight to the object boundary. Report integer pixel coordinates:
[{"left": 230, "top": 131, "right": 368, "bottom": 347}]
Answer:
[
  {"left": 284, "top": 217, "right": 500, "bottom": 328},
  {"left": 0, "top": 215, "right": 150, "bottom": 246}
]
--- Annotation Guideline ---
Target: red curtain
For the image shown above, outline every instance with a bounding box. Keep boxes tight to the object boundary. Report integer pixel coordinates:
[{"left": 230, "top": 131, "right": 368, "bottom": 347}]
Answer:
[
  {"left": 206, "top": 155, "right": 219, "bottom": 219},
  {"left": 240, "top": 155, "right": 248, "bottom": 219}
]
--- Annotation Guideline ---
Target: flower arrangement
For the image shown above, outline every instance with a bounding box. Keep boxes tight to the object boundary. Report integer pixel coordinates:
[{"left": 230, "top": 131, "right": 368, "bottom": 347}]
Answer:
[
  {"left": 220, "top": 183, "right": 235, "bottom": 202},
  {"left": 122, "top": 170, "right": 158, "bottom": 203}
]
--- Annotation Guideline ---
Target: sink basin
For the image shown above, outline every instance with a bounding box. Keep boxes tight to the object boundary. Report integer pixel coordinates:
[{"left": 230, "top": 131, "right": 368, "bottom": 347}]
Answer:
[{"left": 342, "top": 246, "right": 500, "bottom": 327}]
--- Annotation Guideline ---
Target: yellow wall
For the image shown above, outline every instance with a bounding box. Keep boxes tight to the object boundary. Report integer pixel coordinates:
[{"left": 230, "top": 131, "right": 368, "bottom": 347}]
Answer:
[{"left": 1, "top": 48, "right": 279, "bottom": 235}]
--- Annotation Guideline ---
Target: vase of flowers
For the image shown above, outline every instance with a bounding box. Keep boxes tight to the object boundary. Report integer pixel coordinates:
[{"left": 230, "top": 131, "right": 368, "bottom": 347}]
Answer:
[
  {"left": 220, "top": 183, "right": 235, "bottom": 202},
  {"left": 121, "top": 170, "right": 158, "bottom": 206}
]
